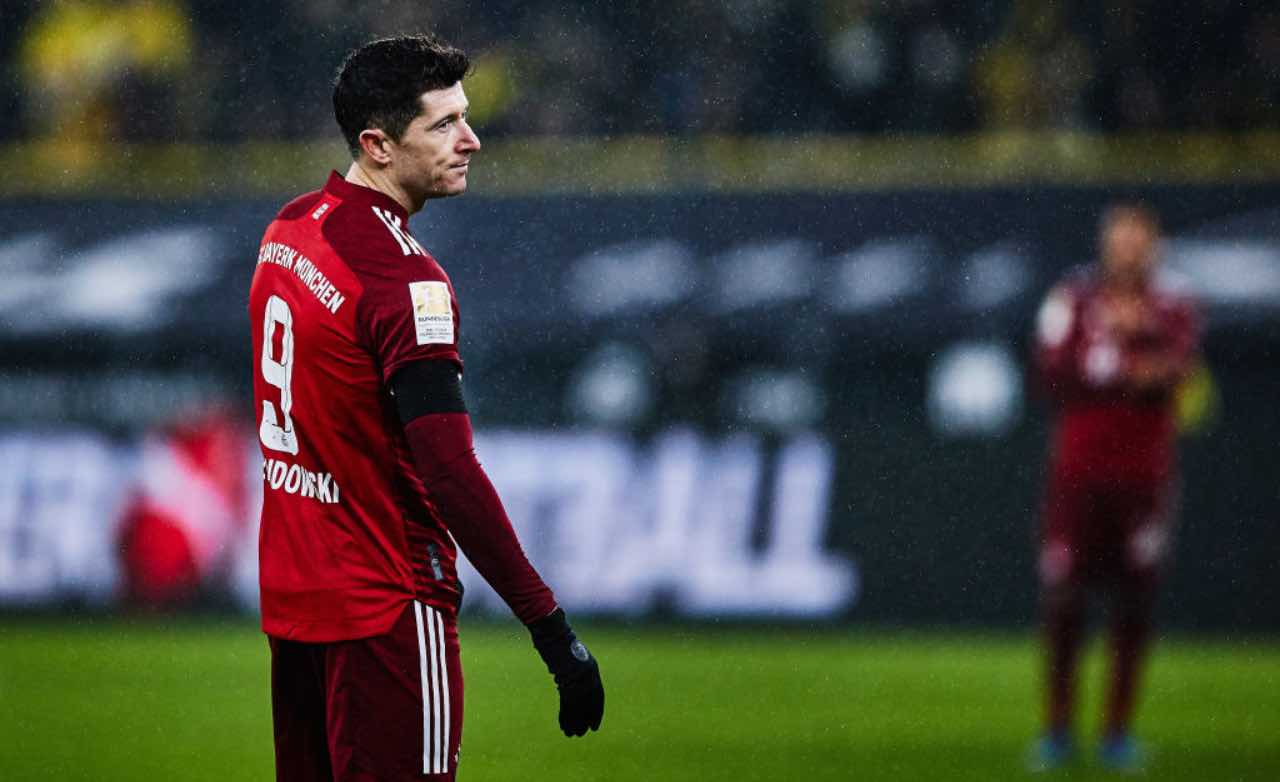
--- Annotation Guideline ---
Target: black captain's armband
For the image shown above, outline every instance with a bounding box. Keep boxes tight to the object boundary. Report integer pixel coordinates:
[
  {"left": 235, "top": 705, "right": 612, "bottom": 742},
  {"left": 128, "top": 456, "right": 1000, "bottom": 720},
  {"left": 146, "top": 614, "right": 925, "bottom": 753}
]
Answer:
[{"left": 391, "top": 360, "right": 467, "bottom": 423}]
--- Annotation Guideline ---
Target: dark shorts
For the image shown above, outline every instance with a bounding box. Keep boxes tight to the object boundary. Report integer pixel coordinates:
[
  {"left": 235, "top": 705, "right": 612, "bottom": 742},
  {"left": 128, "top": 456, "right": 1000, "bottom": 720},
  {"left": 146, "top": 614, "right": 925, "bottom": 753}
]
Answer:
[
  {"left": 269, "top": 601, "right": 463, "bottom": 781},
  {"left": 1039, "top": 473, "right": 1176, "bottom": 592}
]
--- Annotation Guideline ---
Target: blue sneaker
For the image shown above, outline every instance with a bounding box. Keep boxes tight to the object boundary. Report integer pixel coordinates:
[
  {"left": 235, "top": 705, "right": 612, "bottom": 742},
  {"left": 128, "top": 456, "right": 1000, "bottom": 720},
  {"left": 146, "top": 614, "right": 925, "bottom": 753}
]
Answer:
[
  {"left": 1098, "top": 734, "right": 1146, "bottom": 773},
  {"left": 1027, "top": 731, "right": 1075, "bottom": 772}
]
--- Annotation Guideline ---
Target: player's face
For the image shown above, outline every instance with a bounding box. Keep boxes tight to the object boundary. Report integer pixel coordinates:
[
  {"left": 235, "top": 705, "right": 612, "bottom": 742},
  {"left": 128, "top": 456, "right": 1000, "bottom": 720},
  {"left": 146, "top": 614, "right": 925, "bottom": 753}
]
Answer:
[
  {"left": 390, "top": 82, "right": 480, "bottom": 203},
  {"left": 1101, "top": 216, "right": 1158, "bottom": 288}
]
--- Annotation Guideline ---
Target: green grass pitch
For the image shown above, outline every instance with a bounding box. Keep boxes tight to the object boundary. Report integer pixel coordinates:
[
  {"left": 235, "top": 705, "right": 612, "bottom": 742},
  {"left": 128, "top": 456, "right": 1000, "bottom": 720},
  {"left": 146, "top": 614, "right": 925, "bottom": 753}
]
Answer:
[{"left": 2, "top": 619, "right": 1277, "bottom": 781}]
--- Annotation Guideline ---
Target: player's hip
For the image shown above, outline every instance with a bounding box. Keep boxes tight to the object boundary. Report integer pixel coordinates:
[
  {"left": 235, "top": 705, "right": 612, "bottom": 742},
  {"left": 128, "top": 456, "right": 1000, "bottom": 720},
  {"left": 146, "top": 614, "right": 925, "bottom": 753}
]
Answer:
[
  {"left": 260, "top": 582, "right": 425, "bottom": 643},
  {"left": 269, "top": 600, "right": 464, "bottom": 780},
  {"left": 1037, "top": 479, "right": 1180, "bottom": 589}
]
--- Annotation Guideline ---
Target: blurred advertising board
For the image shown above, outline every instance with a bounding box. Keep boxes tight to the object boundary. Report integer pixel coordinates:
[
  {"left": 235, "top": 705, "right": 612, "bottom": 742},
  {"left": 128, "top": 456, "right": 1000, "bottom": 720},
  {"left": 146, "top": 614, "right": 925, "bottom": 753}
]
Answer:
[
  {"left": 1, "top": 185, "right": 1278, "bottom": 628},
  {"left": 0, "top": 427, "right": 854, "bottom": 619}
]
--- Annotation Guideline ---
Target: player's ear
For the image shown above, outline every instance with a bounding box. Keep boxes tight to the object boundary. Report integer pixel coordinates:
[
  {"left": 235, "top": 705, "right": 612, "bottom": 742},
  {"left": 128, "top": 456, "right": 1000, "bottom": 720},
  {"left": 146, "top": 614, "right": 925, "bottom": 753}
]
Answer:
[{"left": 358, "top": 129, "right": 394, "bottom": 166}]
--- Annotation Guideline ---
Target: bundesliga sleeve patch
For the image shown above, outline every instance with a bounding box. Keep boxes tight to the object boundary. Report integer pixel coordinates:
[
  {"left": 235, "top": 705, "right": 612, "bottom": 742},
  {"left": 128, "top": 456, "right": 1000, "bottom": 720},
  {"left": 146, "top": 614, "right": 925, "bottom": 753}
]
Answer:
[{"left": 409, "top": 281, "right": 455, "bottom": 345}]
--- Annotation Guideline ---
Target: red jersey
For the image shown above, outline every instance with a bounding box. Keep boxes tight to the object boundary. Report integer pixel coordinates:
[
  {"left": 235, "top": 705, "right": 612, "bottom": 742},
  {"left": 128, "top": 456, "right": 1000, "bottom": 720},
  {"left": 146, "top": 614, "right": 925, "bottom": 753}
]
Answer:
[
  {"left": 250, "top": 173, "right": 470, "bottom": 642},
  {"left": 1034, "top": 268, "right": 1200, "bottom": 484}
]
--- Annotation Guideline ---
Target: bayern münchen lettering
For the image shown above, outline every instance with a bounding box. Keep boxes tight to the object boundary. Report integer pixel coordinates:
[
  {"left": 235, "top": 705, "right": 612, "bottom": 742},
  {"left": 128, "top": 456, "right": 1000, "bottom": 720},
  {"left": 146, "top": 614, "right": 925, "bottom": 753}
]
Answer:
[{"left": 256, "top": 242, "right": 347, "bottom": 315}]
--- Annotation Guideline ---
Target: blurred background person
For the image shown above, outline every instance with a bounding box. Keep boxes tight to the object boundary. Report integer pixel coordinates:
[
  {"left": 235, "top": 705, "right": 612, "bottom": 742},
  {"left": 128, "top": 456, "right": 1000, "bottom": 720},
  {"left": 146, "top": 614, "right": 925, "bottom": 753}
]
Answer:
[
  {"left": 1030, "top": 204, "right": 1200, "bottom": 772},
  {"left": 117, "top": 405, "right": 251, "bottom": 610}
]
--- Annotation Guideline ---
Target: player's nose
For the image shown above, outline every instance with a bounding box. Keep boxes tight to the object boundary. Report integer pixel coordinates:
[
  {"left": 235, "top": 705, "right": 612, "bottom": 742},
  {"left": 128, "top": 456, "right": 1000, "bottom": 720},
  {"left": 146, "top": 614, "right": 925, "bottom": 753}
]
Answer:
[{"left": 458, "top": 120, "right": 480, "bottom": 152}]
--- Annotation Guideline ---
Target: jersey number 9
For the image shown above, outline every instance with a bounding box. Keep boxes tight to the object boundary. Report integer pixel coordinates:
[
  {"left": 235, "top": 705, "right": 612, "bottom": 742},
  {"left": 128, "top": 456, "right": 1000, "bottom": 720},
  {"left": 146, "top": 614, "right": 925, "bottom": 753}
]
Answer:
[{"left": 260, "top": 295, "right": 299, "bottom": 455}]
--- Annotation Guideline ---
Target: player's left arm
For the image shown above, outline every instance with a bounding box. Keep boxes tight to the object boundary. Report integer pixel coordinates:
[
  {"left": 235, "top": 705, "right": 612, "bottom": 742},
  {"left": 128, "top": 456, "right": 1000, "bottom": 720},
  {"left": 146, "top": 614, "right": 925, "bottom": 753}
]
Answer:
[
  {"left": 391, "top": 360, "right": 605, "bottom": 737},
  {"left": 391, "top": 360, "right": 554, "bottom": 622},
  {"left": 349, "top": 227, "right": 604, "bottom": 737},
  {"left": 1124, "top": 298, "right": 1202, "bottom": 392}
]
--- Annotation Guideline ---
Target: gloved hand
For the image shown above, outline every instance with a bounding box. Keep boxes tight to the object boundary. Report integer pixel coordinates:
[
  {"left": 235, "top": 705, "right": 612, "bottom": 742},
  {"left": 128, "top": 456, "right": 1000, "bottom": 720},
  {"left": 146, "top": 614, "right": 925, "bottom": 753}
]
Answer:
[{"left": 528, "top": 607, "right": 604, "bottom": 737}]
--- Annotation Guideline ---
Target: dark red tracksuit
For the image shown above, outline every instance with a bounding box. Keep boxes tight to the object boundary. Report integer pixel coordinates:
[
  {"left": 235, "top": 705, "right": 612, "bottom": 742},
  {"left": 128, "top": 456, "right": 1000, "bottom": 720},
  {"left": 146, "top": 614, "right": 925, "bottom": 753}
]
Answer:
[
  {"left": 1035, "top": 269, "right": 1199, "bottom": 590},
  {"left": 1032, "top": 266, "right": 1200, "bottom": 737}
]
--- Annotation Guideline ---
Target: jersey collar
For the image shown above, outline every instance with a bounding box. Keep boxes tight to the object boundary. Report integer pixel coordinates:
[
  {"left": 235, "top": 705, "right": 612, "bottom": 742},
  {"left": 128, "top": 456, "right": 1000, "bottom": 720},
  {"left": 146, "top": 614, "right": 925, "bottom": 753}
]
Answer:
[{"left": 323, "top": 171, "right": 409, "bottom": 222}]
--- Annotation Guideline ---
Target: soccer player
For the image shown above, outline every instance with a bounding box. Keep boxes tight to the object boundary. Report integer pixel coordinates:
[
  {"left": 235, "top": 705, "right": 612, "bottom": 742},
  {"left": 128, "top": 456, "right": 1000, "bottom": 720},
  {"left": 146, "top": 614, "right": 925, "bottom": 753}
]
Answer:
[
  {"left": 1029, "top": 203, "right": 1199, "bottom": 772},
  {"left": 249, "top": 35, "right": 604, "bottom": 781}
]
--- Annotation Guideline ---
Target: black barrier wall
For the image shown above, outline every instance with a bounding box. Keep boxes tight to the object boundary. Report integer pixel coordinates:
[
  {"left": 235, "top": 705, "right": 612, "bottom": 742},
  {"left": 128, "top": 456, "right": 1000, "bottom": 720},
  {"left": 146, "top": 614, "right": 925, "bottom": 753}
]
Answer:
[{"left": 0, "top": 184, "right": 1277, "bottom": 630}]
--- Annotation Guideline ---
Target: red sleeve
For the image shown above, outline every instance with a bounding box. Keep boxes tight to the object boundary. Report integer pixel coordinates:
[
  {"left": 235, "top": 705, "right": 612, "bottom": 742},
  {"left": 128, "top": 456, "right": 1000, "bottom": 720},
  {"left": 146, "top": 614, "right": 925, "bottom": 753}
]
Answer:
[
  {"left": 1034, "top": 281, "right": 1138, "bottom": 405},
  {"left": 1166, "top": 297, "right": 1202, "bottom": 379},
  {"left": 1125, "top": 294, "right": 1202, "bottom": 394},
  {"left": 403, "top": 411, "right": 558, "bottom": 625},
  {"left": 1034, "top": 285, "right": 1092, "bottom": 404},
  {"left": 354, "top": 257, "right": 462, "bottom": 384}
]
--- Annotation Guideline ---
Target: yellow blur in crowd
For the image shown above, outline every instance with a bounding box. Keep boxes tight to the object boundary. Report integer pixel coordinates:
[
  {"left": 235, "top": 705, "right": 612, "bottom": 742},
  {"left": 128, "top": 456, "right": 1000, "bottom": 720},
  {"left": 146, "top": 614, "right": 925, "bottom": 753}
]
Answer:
[
  {"left": 19, "top": 0, "right": 193, "bottom": 140},
  {"left": 1176, "top": 363, "right": 1219, "bottom": 436}
]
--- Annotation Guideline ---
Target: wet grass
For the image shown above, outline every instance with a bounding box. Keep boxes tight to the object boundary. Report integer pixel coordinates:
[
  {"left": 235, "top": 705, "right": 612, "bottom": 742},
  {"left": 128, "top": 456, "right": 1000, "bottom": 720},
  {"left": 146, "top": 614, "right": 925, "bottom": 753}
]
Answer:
[{"left": 1, "top": 618, "right": 1277, "bottom": 781}]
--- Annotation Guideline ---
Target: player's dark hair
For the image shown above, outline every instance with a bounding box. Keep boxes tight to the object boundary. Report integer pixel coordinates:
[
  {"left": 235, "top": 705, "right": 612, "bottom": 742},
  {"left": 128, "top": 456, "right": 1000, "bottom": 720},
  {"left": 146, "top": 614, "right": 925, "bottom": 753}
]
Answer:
[{"left": 333, "top": 34, "right": 470, "bottom": 158}]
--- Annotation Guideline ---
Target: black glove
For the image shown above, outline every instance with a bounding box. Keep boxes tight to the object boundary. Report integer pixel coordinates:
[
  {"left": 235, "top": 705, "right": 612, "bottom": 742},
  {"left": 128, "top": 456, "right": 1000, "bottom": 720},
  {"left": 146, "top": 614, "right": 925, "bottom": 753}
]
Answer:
[{"left": 528, "top": 607, "right": 604, "bottom": 737}]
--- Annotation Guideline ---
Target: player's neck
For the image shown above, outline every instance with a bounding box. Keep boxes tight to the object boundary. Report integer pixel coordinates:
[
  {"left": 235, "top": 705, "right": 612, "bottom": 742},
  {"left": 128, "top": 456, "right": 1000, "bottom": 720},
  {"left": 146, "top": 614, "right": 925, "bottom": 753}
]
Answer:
[{"left": 345, "top": 162, "right": 419, "bottom": 215}]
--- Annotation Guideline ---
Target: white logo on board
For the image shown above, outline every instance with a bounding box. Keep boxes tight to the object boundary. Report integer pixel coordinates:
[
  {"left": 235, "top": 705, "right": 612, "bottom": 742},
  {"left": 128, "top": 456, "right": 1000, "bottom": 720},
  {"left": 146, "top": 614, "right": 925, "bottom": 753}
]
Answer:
[{"left": 456, "top": 429, "right": 860, "bottom": 618}]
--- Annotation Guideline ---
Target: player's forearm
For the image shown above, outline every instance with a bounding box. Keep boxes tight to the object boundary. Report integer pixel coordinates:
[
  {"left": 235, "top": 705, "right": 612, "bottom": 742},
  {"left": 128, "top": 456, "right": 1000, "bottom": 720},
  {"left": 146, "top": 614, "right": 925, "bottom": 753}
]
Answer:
[
  {"left": 412, "top": 414, "right": 603, "bottom": 739},
  {"left": 1124, "top": 350, "right": 1193, "bottom": 393},
  {"left": 1155, "top": 305, "right": 1202, "bottom": 390},
  {"left": 403, "top": 412, "right": 558, "bottom": 624}
]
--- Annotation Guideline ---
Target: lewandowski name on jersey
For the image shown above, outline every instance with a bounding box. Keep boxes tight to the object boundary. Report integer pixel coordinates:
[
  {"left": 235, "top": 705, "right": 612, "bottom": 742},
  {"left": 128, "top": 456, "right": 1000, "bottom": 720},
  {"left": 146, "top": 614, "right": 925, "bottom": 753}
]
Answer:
[{"left": 261, "top": 457, "right": 340, "bottom": 505}]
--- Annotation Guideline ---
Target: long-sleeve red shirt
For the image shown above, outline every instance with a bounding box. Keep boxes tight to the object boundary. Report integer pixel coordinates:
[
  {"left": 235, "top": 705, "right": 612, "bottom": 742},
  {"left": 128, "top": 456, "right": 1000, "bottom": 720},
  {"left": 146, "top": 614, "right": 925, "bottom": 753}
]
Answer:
[
  {"left": 250, "top": 172, "right": 555, "bottom": 642},
  {"left": 1034, "top": 269, "right": 1200, "bottom": 484}
]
